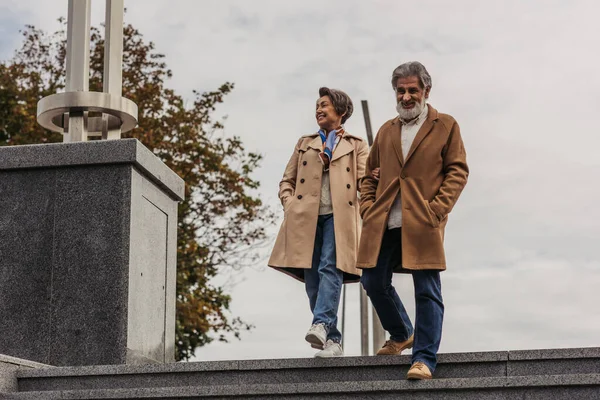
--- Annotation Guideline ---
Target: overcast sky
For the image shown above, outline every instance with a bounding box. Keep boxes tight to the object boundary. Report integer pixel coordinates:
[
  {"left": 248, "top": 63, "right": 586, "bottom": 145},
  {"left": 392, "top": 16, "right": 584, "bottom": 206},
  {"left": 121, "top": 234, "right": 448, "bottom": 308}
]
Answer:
[{"left": 2, "top": 0, "right": 600, "bottom": 361}]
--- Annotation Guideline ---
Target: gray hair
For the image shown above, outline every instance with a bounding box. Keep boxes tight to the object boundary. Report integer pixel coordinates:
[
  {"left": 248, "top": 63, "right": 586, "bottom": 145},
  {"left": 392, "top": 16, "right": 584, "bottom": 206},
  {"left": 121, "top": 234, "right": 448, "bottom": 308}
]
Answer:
[
  {"left": 391, "top": 61, "right": 432, "bottom": 90},
  {"left": 318, "top": 87, "right": 354, "bottom": 124}
]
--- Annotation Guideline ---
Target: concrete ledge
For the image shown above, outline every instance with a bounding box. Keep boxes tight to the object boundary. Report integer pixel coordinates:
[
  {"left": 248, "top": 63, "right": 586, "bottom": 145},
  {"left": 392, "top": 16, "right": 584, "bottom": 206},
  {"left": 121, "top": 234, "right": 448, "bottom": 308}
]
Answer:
[
  {"left": 0, "top": 355, "right": 50, "bottom": 393},
  {"left": 17, "top": 350, "right": 508, "bottom": 378},
  {"left": 508, "top": 347, "right": 600, "bottom": 377},
  {"left": 6, "top": 374, "right": 600, "bottom": 399},
  {"left": 13, "top": 351, "right": 508, "bottom": 391},
  {"left": 509, "top": 347, "right": 600, "bottom": 360},
  {"left": 0, "top": 139, "right": 184, "bottom": 201},
  {"left": 17, "top": 351, "right": 508, "bottom": 379},
  {"left": 15, "top": 348, "right": 600, "bottom": 393},
  {"left": 0, "top": 355, "right": 51, "bottom": 370}
]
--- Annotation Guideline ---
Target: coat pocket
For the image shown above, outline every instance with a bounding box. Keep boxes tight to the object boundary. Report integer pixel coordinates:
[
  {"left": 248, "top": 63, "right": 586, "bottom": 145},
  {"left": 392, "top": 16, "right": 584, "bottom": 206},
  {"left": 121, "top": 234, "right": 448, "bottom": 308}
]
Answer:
[
  {"left": 423, "top": 199, "right": 440, "bottom": 228},
  {"left": 283, "top": 196, "right": 294, "bottom": 213}
]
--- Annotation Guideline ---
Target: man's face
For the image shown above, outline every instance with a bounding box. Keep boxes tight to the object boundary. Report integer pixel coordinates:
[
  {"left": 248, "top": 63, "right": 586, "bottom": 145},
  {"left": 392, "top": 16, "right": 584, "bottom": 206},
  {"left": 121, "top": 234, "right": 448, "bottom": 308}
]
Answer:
[
  {"left": 395, "top": 76, "right": 430, "bottom": 120},
  {"left": 316, "top": 96, "right": 342, "bottom": 130}
]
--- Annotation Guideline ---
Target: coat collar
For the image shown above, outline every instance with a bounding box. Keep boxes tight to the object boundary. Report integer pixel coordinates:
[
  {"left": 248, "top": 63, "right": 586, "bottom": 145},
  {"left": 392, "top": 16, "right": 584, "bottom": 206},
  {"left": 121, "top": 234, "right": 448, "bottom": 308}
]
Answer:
[
  {"left": 390, "top": 104, "right": 439, "bottom": 166},
  {"left": 300, "top": 130, "right": 362, "bottom": 160},
  {"left": 332, "top": 138, "right": 354, "bottom": 161},
  {"left": 304, "top": 135, "right": 322, "bottom": 151}
]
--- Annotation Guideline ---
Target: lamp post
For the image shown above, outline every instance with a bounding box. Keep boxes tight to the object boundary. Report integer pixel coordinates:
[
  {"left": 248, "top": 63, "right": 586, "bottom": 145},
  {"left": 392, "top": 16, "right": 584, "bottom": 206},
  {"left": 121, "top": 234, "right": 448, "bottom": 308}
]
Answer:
[{"left": 37, "top": 0, "right": 137, "bottom": 142}]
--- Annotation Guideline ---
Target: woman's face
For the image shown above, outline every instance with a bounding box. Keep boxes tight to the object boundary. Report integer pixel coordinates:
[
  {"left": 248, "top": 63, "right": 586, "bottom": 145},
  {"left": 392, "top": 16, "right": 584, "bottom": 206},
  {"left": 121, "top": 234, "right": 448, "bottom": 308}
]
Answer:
[{"left": 316, "top": 96, "right": 343, "bottom": 131}]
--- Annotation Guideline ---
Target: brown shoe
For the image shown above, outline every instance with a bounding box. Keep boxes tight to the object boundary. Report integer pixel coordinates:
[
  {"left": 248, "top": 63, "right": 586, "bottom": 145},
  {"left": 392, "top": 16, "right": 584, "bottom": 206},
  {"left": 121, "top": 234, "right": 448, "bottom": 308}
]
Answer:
[
  {"left": 407, "top": 362, "right": 432, "bottom": 380},
  {"left": 376, "top": 334, "right": 414, "bottom": 355}
]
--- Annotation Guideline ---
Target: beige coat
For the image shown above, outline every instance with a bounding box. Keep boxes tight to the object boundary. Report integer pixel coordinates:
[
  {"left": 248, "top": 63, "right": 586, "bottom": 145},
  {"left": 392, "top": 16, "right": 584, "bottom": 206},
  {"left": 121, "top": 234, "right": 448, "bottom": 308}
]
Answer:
[
  {"left": 357, "top": 105, "right": 468, "bottom": 271},
  {"left": 268, "top": 132, "right": 369, "bottom": 282}
]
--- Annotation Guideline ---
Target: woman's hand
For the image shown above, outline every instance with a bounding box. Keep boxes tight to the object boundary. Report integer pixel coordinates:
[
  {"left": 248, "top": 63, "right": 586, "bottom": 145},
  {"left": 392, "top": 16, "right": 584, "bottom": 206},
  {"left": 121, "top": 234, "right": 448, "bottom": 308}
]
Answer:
[{"left": 372, "top": 167, "right": 380, "bottom": 181}]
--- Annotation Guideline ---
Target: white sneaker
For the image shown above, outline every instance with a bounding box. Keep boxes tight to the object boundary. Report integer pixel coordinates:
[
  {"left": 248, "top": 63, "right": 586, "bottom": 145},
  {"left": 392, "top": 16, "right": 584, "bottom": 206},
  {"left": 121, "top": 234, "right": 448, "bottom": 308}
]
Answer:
[
  {"left": 315, "top": 340, "right": 343, "bottom": 358},
  {"left": 305, "top": 323, "right": 327, "bottom": 350}
]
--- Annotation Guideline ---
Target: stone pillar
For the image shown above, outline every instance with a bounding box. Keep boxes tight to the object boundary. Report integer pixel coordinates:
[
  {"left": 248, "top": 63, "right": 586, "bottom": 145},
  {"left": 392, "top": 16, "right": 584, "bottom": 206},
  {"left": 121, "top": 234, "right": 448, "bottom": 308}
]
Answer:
[{"left": 0, "top": 139, "right": 184, "bottom": 366}]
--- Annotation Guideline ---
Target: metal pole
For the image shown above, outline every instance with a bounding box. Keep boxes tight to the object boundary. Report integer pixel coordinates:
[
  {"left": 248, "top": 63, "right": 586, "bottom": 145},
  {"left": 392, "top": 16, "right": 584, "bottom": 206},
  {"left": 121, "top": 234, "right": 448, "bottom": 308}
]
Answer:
[
  {"left": 65, "top": 0, "right": 91, "bottom": 142},
  {"left": 361, "top": 100, "right": 374, "bottom": 145},
  {"left": 102, "top": 0, "right": 125, "bottom": 140},
  {"left": 359, "top": 100, "right": 372, "bottom": 356},
  {"left": 341, "top": 285, "right": 346, "bottom": 346},
  {"left": 359, "top": 286, "right": 369, "bottom": 355},
  {"left": 361, "top": 100, "right": 387, "bottom": 355},
  {"left": 372, "top": 306, "right": 386, "bottom": 354}
]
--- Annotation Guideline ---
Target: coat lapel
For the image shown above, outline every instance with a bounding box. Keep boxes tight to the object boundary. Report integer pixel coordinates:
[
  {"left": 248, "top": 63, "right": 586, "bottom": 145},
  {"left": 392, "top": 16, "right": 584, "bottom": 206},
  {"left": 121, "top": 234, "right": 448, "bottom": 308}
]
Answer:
[
  {"left": 390, "top": 119, "right": 405, "bottom": 167},
  {"left": 303, "top": 131, "right": 355, "bottom": 161},
  {"left": 305, "top": 135, "right": 322, "bottom": 152},
  {"left": 331, "top": 138, "right": 354, "bottom": 162},
  {"left": 404, "top": 105, "right": 439, "bottom": 165}
]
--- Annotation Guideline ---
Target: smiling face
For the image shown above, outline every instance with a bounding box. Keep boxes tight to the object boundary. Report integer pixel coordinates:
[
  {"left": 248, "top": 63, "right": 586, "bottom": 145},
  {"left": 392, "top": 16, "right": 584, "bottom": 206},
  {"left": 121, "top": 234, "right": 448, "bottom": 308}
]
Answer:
[
  {"left": 395, "top": 75, "right": 430, "bottom": 120},
  {"left": 316, "top": 95, "right": 343, "bottom": 131}
]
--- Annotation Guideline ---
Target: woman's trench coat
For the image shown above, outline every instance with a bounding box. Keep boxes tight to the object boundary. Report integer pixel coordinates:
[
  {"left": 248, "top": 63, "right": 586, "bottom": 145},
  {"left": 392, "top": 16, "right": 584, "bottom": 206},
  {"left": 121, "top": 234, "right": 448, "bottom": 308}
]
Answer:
[{"left": 268, "top": 132, "right": 369, "bottom": 283}]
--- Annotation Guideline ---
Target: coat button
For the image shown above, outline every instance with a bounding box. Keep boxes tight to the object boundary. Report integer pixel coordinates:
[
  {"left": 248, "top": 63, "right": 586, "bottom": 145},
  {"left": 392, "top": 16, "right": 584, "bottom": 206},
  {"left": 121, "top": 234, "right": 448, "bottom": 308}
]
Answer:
[
  {"left": 300, "top": 178, "right": 305, "bottom": 184},
  {"left": 400, "top": 173, "right": 406, "bottom": 179},
  {"left": 303, "top": 161, "right": 307, "bottom": 166},
  {"left": 346, "top": 167, "right": 350, "bottom": 172},
  {"left": 346, "top": 184, "right": 351, "bottom": 189},
  {"left": 297, "top": 195, "right": 303, "bottom": 200},
  {"left": 348, "top": 201, "right": 353, "bottom": 206}
]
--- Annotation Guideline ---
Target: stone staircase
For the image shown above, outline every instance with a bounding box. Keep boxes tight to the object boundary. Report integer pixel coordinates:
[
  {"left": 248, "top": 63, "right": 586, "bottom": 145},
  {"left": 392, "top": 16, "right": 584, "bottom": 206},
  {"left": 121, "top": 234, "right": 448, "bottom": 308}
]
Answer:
[{"left": 2, "top": 347, "right": 600, "bottom": 399}]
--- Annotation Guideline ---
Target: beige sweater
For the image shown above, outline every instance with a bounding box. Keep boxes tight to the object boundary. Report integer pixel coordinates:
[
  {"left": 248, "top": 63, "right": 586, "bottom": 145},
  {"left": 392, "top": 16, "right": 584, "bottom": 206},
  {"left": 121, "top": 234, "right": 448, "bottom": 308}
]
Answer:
[{"left": 319, "top": 171, "right": 333, "bottom": 215}]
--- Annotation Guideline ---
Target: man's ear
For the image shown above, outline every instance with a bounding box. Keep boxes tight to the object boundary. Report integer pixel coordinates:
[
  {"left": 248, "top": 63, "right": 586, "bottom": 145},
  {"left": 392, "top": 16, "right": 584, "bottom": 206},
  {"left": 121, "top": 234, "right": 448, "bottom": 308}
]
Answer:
[{"left": 424, "top": 87, "right": 431, "bottom": 99}]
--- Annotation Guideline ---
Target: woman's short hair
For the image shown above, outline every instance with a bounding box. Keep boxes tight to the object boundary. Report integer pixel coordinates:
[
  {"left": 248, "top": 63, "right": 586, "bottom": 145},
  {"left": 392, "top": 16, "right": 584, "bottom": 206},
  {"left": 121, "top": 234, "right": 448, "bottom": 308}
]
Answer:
[{"left": 318, "top": 87, "right": 354, "bottom": 124}]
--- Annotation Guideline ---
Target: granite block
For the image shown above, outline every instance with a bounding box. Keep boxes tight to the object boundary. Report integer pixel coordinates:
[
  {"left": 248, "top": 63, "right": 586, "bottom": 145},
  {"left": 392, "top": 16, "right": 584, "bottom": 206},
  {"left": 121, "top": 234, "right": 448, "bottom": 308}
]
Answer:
[
  {"left": 434, "top": 361, "right": 506, "bottom": 379},
  {"left": 127, "top": 170, "right": 178, "bottom": 364},
  {"left": 8, "top": 375, "right": 600, "bottom": 399},
  {"left": 236, "top": 350, "right": 507, "bottom": 371},
  {"left": 437, "top": 350, "right": 508, "bottom": 363},
  {"left": 47, "top": 165, "right": 131, "bottom": 367},
  {"left": 508, "top": 358, "right": 600, "bottom": 377},
  {"left": 0, "top": 141, "right": 183, "bottom": 367},
  {"left": 509, "top": 346, "right": 600, "bottom": 360},
  {"left": 0, "top": 169, "right": 57, "bottom": 363},
  {"left": 0, "top": 139, "right": 184, "bottom": 201},
  {"left": 17, "top": 359, "right": 241, "bottom": 379},
  {"left": 0, "top": 363, "right": 18, "bottom": 393},
  {"left": 0, "top": 355, "right": 49, "bottom": 394},
  {"left": 16, "top": 353, "right": 507, "bottom": 392},
  {"left": 15, "top": 351, "right": 600, "bottom": 395},
  {"left": 0, "top": 356, "right": 50, "bottom": 369}
]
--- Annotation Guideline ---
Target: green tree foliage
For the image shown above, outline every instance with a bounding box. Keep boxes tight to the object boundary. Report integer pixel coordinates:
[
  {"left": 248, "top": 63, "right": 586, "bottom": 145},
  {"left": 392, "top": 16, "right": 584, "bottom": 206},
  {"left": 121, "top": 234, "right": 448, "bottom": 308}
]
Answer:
[{"left": 0, "top": 21, "right": 274, "bottom": 360}]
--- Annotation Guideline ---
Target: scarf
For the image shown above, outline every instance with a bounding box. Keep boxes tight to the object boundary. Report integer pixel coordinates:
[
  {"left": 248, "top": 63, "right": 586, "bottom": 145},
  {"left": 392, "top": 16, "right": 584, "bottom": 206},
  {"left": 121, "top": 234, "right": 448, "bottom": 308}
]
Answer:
[{"left": 318, "top": 127, "right": 344, "bottom": 170}]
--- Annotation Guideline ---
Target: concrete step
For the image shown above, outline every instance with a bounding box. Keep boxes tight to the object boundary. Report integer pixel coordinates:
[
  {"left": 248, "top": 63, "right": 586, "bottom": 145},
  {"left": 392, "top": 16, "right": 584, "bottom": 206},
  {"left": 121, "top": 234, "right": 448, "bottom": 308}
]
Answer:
[
  {"left": 14, "top": 347, "right": 600, "bottom": 393},
  {"left": 5, "top": 374, "right": 600, "bottom": 399}
]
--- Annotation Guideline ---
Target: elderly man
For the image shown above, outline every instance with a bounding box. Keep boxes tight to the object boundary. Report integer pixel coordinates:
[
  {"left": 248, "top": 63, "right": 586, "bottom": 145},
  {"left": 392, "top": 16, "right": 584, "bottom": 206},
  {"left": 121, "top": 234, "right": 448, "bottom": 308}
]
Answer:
[{"left": 357, "top": 62, "right": 468, "bottom": 379}]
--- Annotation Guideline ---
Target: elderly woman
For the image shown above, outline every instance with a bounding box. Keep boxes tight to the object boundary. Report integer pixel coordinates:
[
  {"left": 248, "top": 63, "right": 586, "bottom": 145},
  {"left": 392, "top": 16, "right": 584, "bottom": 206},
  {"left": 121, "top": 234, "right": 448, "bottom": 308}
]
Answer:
[{"left": 268, "top": 87, "right": 368, "bottom": 357}]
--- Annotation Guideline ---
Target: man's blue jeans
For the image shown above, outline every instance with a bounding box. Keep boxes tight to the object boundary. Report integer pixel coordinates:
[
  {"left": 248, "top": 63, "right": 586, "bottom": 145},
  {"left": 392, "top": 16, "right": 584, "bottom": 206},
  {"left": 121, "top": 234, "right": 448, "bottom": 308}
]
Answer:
[
  {"left": 305, "top": 214, "right": 343, "bottom": 343},
  {"left": 361, "top": 228, "right": 444, "bottom": 372}
]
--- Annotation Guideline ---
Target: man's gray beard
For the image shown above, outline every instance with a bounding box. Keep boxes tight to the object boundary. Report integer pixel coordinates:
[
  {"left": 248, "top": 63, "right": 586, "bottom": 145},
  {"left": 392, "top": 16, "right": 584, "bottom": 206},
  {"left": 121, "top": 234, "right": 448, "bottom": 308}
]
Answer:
[{"left": 396, "top": 97, "right": 426, "bottom": 121}]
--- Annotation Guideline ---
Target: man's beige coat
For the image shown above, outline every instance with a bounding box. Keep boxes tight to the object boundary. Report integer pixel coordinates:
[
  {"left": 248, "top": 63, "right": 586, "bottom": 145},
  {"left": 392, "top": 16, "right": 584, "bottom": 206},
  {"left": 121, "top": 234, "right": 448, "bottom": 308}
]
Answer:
[
  {"left": 268, "top": 132, "right": 368, "bottom": 282},
  {"left": 357, "top": 105, "right": 468, "bottom": 271}
]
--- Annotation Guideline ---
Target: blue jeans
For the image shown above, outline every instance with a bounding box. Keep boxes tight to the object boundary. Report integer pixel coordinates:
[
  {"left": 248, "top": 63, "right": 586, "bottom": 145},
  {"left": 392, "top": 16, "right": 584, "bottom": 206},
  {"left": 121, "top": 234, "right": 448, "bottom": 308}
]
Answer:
[
  {"left": 305, "top": 214, "right": 343, "bottom": 343},
  {"left": 361, "top": 228, "right": 444, "bottom": 372}
]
